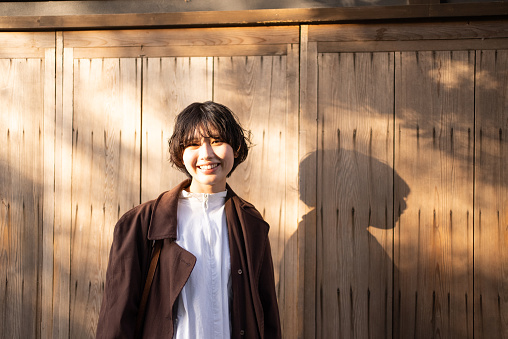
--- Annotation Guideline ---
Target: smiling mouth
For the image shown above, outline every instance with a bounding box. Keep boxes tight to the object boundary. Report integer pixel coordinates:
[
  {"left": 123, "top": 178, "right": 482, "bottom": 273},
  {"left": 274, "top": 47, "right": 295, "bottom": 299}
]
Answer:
[{"left": 198, "top": 163, "right": 219, "bottom": 170}]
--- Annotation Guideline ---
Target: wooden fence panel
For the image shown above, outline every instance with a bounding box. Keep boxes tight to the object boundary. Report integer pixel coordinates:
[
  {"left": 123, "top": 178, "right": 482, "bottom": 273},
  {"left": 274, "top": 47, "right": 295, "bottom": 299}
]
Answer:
[
  {"left": 316, "top": 51, "right": 395, "bottom": 339},
  {"left": 394, "top": 50, "right": 474, "bottom": 338},
  {"left": 474, "top": 49, "right": 508, "bottom": 339},
  {"left": 213, "top": 44, "right": 300, "bottom": 338},
  {"left": 2, "top": 22, "right": 508, "bottom": 339},
  {"left": 69, "top": 56, "right": 142, "bottom": 338},
  {"left": 0, "top": 32, "right": 54, "bottom": 339},
  {"left": 141, "top": 56, "right": 212, "bottom": 201},
  {"left": 62, "top": 26, "right": 300, "bottom": 338}
]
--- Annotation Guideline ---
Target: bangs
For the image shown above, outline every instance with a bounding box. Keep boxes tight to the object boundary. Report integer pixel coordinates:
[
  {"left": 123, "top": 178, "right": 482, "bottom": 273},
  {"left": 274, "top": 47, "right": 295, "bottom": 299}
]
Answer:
[{"left": 180, "top": 110, "right": 231, "bottom": 147}]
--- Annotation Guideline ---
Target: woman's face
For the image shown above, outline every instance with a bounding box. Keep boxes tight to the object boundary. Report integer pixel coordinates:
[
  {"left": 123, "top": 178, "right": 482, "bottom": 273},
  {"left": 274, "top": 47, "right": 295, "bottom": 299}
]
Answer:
[{"left": 182, "top": 130, "right": 235, "bottom": 193}]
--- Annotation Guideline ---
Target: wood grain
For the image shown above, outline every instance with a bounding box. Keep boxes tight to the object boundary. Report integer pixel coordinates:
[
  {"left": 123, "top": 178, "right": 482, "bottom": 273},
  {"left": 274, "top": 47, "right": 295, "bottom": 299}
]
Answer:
[
  {"left": 0, "top": 56, "right": 45, "bottom": 339},
  {"left": 72, "top": 44, "right": 289, "bottom": 59},
  {"left": 474, "top": 49, "right": 508, "bottom": 339},
  {"left": 64, "top": 26, "right": 299, "bottom": 48},
  {"left": 317, "top": 51, "right": 395, "bottom": 339},
  {"left": 394, "top": 50, "right": 474, "bottom": 338},
  {"left": 2, "top": 4, "right": 508, "bottom": 30},
  {"left": 309, "top": 21, "right": 508, "bottom": 43},
  {"left": 299, "top": 25, "right": 318, "bottom": 339},
  {"left": 52, "top": 34, "right": 72, "bottom": 338},
  {"left": 69, "top": 57, "right": 142, "bottom": 338},
  {"left": 42, "top": 47, "right": 56, "bottom": 339},
  {"left": 318, "top": 39, "right": 508, "bottom": 53}
]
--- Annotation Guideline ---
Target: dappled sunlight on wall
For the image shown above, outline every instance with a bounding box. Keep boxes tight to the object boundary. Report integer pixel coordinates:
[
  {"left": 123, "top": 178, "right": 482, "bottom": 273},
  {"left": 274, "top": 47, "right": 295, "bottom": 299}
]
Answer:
[
  {"left": 2, "top": 25, "right": 508, "bottom": 339},
  {"left": 0, "top": 56, "right": 45, "bottom": 338}
]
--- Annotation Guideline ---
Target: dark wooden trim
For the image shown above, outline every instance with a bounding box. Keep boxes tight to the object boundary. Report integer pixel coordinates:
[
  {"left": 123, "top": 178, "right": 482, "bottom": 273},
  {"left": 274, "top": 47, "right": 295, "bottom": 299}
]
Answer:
[
  {"left": 309, "top": 20, "right": 508, "bottom": 42},
  {"left": 1, "top": 3, "right": 508, "bottom": 31}
]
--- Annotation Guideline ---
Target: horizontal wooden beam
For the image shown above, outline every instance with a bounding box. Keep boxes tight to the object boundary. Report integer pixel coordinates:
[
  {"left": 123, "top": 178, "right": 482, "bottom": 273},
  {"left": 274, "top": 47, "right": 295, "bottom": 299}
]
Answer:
[
  {"left": 309, "top": 20, "right": 508, "bottom": 42},
  {"left": 318, "top": 38, "right": 508, "bottom": 53},
  {"left": 1, "top": 3, "right": 508, "bottom": 31}
]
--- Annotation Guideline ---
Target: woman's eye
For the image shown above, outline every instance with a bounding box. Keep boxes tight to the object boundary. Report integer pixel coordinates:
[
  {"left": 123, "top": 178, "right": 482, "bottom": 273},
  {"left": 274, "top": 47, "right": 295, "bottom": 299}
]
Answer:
[{"left": 211, "top": 139, "right": 223, "bottom": 145}]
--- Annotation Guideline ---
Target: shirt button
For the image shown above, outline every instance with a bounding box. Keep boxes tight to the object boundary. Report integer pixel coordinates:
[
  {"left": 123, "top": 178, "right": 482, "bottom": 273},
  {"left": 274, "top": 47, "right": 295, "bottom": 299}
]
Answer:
[
  {"left": 240, "top": 330, "right": 245, "bottom": 336},
  {"left": 238, "top": 269, "right": 243, "bottom": 275}
]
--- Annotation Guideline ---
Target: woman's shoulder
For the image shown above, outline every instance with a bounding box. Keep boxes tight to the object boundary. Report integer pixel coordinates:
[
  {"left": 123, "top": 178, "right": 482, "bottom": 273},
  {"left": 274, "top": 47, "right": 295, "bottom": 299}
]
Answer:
[{"left": 230, "top": 194, "right": 269, "bottom": 229}]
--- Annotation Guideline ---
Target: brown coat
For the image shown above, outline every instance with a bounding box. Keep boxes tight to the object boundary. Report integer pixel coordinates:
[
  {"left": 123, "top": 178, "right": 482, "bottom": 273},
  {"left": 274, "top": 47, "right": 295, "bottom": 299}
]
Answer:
[{"left": 96, "top": 180, "right": 281, "bottom": 339}]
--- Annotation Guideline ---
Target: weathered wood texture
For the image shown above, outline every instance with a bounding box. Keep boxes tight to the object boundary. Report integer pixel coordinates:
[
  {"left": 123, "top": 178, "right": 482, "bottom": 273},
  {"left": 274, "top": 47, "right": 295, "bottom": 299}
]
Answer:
[
  {"left": 394, "top": 50, "right": 475, "bottom": 338},
  {"left": 69, "top": 57, "right": 142, "bottom": 338},
  {"left": 316, "top": 51, "right": 395, "bottom": 339},
  {"left": 0, "top": 54, "right": 44, "bottom": 339},
  {"left": 0, "top": 32, "right": 53, "bottom": 339},
  {"left": 475, "top": 49, "right": 508, "bottom": 339},
  {"left": 1, "top": 21, "right": 508, "bottom": 339},
  {"left": 2, "top": 3, "right": 508, "bottom": 30},
  {"left": 299, "top": 25, "right": 318, "bottom": 339}
]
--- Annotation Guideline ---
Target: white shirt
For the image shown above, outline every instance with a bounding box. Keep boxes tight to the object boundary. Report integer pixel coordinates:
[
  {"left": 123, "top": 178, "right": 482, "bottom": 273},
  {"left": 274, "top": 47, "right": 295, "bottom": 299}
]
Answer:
[{"left": 174, "top": 190, "right": 231, "bottom": 339}]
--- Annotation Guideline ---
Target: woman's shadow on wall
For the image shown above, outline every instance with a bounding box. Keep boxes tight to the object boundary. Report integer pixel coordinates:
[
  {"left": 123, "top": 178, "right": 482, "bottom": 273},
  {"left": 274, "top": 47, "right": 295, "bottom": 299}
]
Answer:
[{"left": 294, "top": 148, "right": 410, "bottom": 338}]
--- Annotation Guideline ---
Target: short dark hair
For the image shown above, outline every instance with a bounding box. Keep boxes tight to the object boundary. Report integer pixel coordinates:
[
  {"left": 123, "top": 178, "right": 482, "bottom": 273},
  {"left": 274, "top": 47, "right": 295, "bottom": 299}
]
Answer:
[{"left": 168, "top": 101, "right": 251, "bottom": 177}]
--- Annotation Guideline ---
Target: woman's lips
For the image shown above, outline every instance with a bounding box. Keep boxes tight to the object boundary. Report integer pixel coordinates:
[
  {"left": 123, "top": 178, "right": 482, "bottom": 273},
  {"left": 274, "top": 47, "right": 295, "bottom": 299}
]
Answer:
[{"left": 198, "top": 163, "right": 219, "bottom": 170}]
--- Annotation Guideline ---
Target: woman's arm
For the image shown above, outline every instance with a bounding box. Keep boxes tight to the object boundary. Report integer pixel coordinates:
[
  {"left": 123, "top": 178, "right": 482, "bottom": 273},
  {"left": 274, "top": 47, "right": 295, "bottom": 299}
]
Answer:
[{"left": 96, "top": 206, "right": 152, "bottom": 339}]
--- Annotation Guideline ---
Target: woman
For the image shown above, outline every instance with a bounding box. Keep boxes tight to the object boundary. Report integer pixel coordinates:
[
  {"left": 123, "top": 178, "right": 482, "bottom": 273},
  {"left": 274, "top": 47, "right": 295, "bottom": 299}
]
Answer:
[{"left": 96, "top": 101, "right": 281, "bottom": 339}]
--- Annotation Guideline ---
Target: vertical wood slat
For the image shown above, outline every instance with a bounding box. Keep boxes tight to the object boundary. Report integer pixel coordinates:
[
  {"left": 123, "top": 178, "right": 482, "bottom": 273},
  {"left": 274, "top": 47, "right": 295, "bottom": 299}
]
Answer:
[
  {"left": 0, "top": 47, "right": 46, "bottom": 339},
  {"left": 317, "top": 51, "right": 395, "bottom": 339},
  {"left": 285, "top": 42, "right": 300, "bottom": 339},
  {"left": 69, "top": 56, "right": 142, "bottom": 339},
  {"left": 141, "top": 56, "right": 212, "bottom": 201},
  {"left": 299, "top": 25, "right": 318, "bottom": 339},
  {"left": 42, "top": 45, "right": 56, "bottom": 339},
  {"left": 474, "top": 49, "right": 508, "bottom": 339},
  {"left": 394, "top": 50, "right": 474, "bottom": 338},
  {"left": 53, "top": 34, "right": 72, "bottom": 339}
]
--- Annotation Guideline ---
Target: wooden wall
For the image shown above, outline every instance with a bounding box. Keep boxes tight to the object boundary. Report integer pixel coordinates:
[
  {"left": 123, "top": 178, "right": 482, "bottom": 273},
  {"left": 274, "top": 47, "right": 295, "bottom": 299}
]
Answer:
[{"left": 0, "top": 20, "right": 507, "bottom": 339}]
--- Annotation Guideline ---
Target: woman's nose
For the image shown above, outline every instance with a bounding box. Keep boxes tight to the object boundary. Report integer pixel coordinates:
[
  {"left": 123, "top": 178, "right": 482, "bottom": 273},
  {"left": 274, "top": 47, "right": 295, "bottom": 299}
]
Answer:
[{"left": 199, "top": 142, "right": 214, "bottom": 158}]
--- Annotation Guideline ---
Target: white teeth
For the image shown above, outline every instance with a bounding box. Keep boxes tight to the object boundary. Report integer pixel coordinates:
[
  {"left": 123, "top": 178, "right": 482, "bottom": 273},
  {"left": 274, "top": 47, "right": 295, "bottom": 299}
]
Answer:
[{"left": 199, "top": 163, "right": 219, "bottom": 170}]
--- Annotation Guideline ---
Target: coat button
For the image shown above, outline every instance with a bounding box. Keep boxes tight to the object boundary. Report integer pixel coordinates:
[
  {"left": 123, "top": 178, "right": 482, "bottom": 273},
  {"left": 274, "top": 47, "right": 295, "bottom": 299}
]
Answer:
[
  {"left": 238, "top": 269, "right": 243, "bottom": 275},
  {"left": 240, "top": 330, "right": 245, "bottom": 336}
]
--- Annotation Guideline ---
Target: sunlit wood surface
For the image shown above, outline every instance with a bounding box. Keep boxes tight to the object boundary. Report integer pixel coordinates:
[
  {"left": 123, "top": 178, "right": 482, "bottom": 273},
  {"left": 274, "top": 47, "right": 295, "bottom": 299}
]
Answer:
[{"left": 0, "top": 22, "right": 507, "bottom": 339}]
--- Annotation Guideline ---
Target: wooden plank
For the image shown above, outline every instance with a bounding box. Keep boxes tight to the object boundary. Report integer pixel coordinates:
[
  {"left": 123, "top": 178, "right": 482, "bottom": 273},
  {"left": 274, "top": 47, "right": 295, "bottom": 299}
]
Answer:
[
  {"left": 213, "top": 53, "right": 294, "bottom": 336},
  {"left": 317, "top": 51, "right": 395, "bottom": 339},
  {"left": 69, "top": 57, "right": 142, "bottom": 338},
  {"left": 310, "top": 20, "right": 508, "bottom": 42},
  {"left": 72, "top": 44, "right": 288, "bottom": 59},
  {"left": 285, "top": 42, "right": 300, "bottom": 339},
  {"left": 0, "top": 48, "right": 46, "bottom": 59},
  {"left": 0, "top": 56, "right": 45, "bottom": 339},
  {"left": 42, "top": 46, "right": 56, "bottom": 339},
  {"left": 394, "top": 50, "right": 474, "bottom": 338},
  {"left": 141, "top": 56, "right": 212, "bottom": 201},
  {"left": 0, "top": 32, "right": 55, "bottom": 48},
  {"left": 318, "top": 39, "right": 508, "bottom": 53},
  {"left": 64, "top": 26, "right": 299, "bottom": 48},
  {"left": 53, "top": 33, "right": 72, "bottom": 339},
  {"left": 1, "top": 4, "right": 508, "bottom": 30},
  {"left": 474, "top": 49, "right": 508, "bottom": 339},
  {"left": 299, "top": 25, "right": 318, "bottom": 339}
]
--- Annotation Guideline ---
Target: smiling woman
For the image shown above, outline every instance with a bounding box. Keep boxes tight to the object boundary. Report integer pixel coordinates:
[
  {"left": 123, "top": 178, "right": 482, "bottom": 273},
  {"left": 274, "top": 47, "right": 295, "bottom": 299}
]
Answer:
[{"left": 96, "top": 101, "right": 281, "bottom": 339}]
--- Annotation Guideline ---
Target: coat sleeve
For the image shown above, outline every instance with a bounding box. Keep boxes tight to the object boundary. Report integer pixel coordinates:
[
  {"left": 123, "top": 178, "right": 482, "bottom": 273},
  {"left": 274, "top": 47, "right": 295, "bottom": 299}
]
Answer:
[
  {"left": 258, "top": 237, "right": 282, "bottom": 339},
  {"left": 96, "top": 205, "right": 152, "bottom": 339}
]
